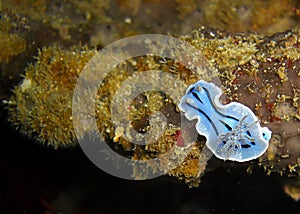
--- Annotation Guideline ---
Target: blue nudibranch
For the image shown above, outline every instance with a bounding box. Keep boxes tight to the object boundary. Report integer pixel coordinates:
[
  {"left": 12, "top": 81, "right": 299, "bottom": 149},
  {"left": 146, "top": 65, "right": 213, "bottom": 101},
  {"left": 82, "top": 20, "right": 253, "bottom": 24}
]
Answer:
[{"left": 179, "top": 80, "right": 272, "bottom": 162}]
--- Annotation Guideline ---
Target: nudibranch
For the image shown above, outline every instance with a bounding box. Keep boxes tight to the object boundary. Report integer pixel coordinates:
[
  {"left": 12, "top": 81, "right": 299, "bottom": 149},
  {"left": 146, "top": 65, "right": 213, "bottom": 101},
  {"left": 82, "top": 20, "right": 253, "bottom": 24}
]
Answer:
[{"left": 179, "top": 80, "right": 272, "bottom": 162}]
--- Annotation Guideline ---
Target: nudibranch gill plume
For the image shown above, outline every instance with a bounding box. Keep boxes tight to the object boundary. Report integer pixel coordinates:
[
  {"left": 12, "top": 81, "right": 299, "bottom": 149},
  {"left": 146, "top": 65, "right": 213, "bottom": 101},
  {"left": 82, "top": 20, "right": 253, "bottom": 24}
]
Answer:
[{"left": 179, "top": 80, "right": 272, "bottom": 162}]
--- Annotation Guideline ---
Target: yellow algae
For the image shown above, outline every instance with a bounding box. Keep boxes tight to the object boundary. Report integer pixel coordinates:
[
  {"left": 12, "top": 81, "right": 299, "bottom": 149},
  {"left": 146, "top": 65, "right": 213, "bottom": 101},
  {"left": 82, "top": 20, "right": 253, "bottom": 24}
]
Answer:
[
  {"left": 0, "top": 32, "right": 26, "bottom": 63},
  {"left": 8, "top": 45, "right": 97, "bottom": 148}
]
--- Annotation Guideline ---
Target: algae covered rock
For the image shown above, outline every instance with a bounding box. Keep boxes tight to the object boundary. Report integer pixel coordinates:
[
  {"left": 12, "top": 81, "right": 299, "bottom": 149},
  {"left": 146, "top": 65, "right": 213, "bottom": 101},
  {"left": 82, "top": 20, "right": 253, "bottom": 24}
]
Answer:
[{"left": 6, "top": 28, "right": 300, "bottom": 186}]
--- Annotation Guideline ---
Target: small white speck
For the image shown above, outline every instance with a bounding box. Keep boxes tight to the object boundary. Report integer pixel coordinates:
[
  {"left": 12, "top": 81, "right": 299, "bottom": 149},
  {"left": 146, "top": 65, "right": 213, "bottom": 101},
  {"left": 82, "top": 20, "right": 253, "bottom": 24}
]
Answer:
[
  {"left": 124, "top": 17, "right": 132, "bottom": 24},
  {"left": 20, "top": 78, "right": 32, "bottom": 92}
]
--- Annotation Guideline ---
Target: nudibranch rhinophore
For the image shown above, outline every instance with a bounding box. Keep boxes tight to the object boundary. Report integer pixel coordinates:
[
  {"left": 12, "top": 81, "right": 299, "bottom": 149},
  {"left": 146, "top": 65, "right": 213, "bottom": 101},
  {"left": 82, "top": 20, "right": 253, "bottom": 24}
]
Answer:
[{"left": 179, "top": 80, "right": 272, "bottom": 162}]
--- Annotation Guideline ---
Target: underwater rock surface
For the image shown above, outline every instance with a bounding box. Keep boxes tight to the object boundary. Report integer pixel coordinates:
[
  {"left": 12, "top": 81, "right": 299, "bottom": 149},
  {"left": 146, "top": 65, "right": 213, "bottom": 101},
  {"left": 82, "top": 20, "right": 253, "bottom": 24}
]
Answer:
[{"left": 6, "top": 27, "right": 300, "bottom": 187}]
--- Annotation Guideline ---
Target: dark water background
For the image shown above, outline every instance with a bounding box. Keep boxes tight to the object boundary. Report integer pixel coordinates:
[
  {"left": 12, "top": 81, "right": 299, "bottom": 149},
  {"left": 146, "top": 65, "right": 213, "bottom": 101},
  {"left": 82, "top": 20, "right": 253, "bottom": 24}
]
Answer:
[{"left": 0, "top": 111, "right": 299, "bottom": 214}]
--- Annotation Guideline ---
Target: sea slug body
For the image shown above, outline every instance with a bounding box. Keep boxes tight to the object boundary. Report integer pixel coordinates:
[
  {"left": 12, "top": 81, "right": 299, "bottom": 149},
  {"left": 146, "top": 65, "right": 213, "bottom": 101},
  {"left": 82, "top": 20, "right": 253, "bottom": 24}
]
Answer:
[{"left": 179, "top": 80, "right": 272, "bottom": 162}]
